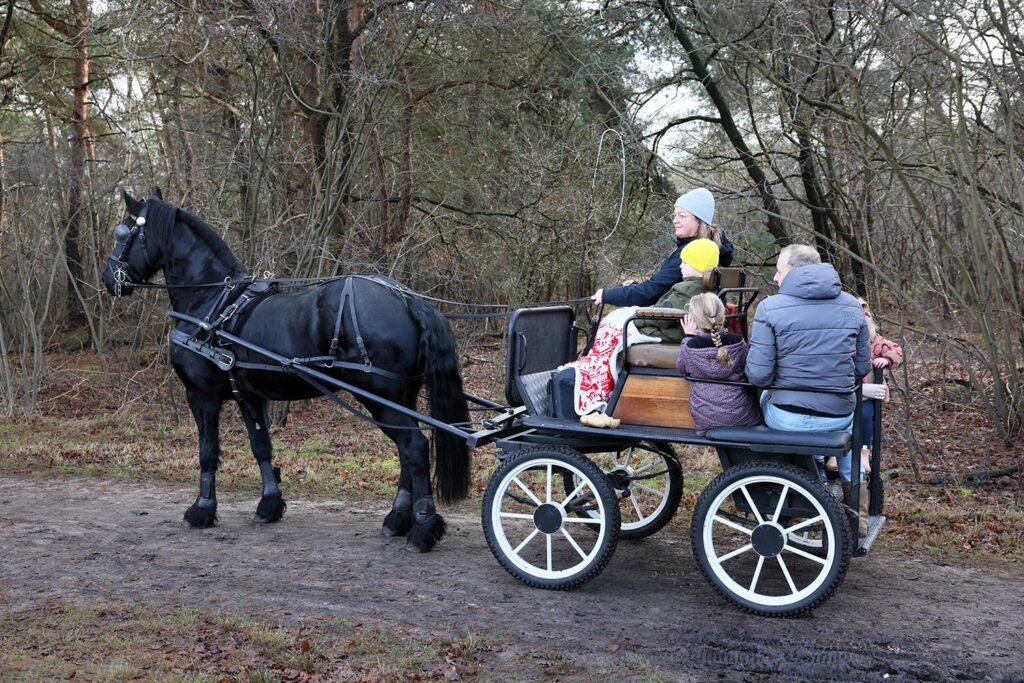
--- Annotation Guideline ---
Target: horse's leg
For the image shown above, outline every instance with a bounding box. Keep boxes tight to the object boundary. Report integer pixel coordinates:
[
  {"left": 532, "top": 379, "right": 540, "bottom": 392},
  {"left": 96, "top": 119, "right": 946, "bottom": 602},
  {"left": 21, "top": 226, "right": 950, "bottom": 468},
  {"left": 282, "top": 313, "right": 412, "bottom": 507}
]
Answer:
[
  {"left": 372, "top": 405, "right": 445, "bottom": 552},
  {"left": 382, "top": 468, "right": 413, "bottom": 537},
  {"left": 183, "top": 391, "right": 221, "bottom": 528},
  {"left": 238, "top": 398, "right": 286, "bottom": 524}
]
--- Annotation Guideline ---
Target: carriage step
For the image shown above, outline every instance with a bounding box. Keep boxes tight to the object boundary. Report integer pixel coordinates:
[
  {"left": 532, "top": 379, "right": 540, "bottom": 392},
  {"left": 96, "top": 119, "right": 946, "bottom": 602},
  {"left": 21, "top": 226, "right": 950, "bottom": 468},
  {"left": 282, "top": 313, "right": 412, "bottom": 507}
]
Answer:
[{"left": 855, "top": 515, "right": 886, "bottom": 556}]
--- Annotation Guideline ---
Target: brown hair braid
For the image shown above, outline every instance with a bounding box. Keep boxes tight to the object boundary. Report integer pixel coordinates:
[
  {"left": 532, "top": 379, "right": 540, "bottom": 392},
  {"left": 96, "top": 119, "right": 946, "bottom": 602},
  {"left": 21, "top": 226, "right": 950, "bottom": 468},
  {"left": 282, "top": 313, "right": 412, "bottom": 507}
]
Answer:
[
  {"left": 709, "top": 323, "right": 730, "bottom": 365},
  {"left": 687, "top": 292, "right": 731, "bottom": 366}
]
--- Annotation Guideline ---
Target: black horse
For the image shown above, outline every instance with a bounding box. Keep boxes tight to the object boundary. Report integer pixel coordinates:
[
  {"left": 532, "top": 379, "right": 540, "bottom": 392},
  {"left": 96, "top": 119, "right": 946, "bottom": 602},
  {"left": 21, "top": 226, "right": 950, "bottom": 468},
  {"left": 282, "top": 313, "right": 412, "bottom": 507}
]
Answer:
[{"left": 101, "top": 189, "right": 470, "bottom": 552}]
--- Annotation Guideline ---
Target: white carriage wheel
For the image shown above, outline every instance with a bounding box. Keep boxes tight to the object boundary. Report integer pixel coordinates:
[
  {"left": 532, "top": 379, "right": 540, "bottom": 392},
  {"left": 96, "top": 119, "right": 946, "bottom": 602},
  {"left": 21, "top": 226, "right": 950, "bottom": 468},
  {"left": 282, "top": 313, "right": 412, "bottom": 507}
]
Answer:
[
  {"left": 692, "top": 461, "right": 851, "bottom": 616},
  {"left": 570, "top": 447, "right": 682, "bottom": 539},
  {"left": 483, "top": 447, "right": 620, "bottom": 589}
]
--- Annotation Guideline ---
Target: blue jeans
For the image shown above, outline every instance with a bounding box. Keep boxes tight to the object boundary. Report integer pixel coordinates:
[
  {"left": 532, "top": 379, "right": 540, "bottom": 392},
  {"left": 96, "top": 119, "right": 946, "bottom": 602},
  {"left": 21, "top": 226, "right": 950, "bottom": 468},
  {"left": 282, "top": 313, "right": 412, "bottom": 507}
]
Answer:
[
  {"left": 861, "top": 400, "right": 875, "bottom": 452},
  {"left": 760, "top": 394, "right": 863, "bottom": 482}
]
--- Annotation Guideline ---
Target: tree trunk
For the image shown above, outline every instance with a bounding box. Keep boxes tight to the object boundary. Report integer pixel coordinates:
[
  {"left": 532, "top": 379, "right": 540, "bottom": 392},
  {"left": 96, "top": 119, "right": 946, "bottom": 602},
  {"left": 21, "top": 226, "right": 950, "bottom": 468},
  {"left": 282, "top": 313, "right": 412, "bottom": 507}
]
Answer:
[
  {"left": 0, "top": 128, "right": 7, "bottom": 252},
  {"left": 64, "top": 0, "right": 91, "bottom": 329},
  {"left": 391, "top": 66, "right": 413, "bottom": 247}
]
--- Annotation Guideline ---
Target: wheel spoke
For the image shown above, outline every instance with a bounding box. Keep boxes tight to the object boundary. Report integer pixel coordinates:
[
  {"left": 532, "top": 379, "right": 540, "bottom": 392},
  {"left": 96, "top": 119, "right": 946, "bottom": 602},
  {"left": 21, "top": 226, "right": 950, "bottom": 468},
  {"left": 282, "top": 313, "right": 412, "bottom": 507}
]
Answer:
[
  {"left": 716, "top": 543, "right": 753, "bottom": 563},
  {"left": 621, "top": 449, "right": 634, "bottom": 468},
  {"left": 512, "top": 477, "right": 542, "bottom": 506},
  {"left": 631, "top": 461, "right": 656, "bottom": 475},
  {"left": 776, "top": 555, "right": 799, "bottom": 595},
  {"left": 749, "top": 556, "right": 765, "bottom": 593},
  {"left": 562, "top": 481, "right": 587, "bottom": 507},
  {"left": 713, "top": 514, "right": 754, "bottom": 535},
  {"left": 783, "top": 544, "right": 829, "bottom": 565},
  {"left": 512, "top": 528, "right": 540, "bottom": 555},
  {"left": 633, "top": 482, "right": 665, "bottom": 498},
  {"left": 546, "top": 533, "right": 552, "bottom": 572},
  {"left": 629, "top": 492, "right": 644, "bottom": 520},
  {"left": 560, "top": 527, "right": 588, "bottom": 560},
  {"left": 739, "top": 485, "right": 764, "bottom": 524},
  {"left": 784, "top": 515, "right": 825, "bottom": 535},
  {"left": 772, "top": 484, "right": 789, "bottom": 521},
  {"left": 498, "top": 512, "right": 535, "bottom": 521},
  {"left": 546, "top": 464, "right": 552, "bottom": 503},
  {"left": 562, "top": 516, "right": 603, "bottom": 524}
]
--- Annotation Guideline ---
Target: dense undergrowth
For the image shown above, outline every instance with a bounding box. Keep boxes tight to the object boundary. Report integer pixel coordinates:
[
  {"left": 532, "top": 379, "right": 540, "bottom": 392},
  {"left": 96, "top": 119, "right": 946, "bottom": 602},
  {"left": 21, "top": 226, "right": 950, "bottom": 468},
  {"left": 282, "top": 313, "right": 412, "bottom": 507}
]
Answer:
[{"left": 0, "top": 338, "right": 1021, "bottom": 568}]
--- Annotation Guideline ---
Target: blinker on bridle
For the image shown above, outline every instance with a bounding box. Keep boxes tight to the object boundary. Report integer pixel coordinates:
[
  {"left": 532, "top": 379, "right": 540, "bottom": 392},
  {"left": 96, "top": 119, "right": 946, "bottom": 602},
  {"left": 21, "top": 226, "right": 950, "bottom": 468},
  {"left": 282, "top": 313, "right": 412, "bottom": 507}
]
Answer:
[{"left": 109, "top": 200, "right": 152, "bottom": 297}]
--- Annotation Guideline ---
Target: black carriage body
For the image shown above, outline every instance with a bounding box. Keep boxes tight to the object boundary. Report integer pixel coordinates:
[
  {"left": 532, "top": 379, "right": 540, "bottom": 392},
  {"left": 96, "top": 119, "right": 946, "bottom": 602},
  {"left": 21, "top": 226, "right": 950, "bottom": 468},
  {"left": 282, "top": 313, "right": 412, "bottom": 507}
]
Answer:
[
  {"left": 490, "top": 305, "right": 884, "bottom": 543},
  {"left": 477, "top": 303, "right": 888, "bottom": 615}
]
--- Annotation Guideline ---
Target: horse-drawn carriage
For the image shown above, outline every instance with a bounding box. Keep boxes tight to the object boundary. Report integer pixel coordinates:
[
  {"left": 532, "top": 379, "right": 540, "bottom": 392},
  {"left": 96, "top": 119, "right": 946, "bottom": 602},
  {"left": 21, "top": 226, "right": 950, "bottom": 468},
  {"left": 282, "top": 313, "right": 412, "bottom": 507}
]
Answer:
[
  {"left": 103, "top": 191, "right": 886, "bottom": 618},
  {"left": 470, "top": 300, "right": 886, "bottom": 616}
]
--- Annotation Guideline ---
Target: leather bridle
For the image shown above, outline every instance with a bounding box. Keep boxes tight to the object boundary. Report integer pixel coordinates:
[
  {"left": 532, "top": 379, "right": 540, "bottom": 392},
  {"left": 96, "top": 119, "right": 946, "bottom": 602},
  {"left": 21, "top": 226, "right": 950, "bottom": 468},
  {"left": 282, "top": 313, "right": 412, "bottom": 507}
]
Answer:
[{"left": 108, "top": 200, "right": 152, "bottom": 297}]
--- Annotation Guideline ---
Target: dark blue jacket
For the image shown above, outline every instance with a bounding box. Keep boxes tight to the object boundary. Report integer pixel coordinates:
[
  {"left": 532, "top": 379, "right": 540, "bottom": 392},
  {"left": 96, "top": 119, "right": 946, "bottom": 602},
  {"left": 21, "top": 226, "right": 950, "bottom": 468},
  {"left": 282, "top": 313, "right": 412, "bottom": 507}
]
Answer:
[
  {"left": 746, "top": 263, "right": 871, "bottom": 416},
  {"left": 602, "top": 232, "right": 734, "bottom": 307}
]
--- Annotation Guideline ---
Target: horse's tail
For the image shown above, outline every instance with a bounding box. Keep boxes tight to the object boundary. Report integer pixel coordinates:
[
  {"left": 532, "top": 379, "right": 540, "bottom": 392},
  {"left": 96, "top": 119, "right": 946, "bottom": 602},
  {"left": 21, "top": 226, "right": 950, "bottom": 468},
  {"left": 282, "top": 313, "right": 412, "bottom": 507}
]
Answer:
[{"left": 406, "top": 295, "right": 471, "bottom": 503}]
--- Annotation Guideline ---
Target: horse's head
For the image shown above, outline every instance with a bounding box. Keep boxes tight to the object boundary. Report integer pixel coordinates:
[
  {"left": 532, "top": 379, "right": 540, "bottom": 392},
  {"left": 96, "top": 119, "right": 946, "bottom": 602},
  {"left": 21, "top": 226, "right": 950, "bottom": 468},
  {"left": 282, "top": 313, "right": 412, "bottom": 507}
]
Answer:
[{"left": 101, "top": 187, "right": 164, "bottom": 297}]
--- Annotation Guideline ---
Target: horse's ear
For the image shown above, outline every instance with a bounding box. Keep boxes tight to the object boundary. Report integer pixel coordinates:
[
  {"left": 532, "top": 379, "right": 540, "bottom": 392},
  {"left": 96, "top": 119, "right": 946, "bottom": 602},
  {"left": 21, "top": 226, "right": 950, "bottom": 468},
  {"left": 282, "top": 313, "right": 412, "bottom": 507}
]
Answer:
[
  {"left": 122, "top": 190, "right": 142, "bottom": 214},
  {"left": 152, "top": 185, "right": 163, "bottom": 200}
]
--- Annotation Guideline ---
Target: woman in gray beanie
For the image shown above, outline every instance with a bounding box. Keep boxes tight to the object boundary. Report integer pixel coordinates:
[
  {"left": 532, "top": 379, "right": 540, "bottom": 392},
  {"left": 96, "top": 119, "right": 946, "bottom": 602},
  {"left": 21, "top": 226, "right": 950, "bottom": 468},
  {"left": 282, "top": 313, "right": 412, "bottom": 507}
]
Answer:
[{"left": 592, "top": 188, "right": 735, "bottom": 307}]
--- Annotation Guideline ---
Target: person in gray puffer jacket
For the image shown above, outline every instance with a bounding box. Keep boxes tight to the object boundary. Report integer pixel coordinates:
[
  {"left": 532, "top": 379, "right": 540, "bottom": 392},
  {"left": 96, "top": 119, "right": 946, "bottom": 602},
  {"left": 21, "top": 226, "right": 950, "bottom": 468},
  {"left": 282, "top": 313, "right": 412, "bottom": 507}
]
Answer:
[
  {"left": 746, "top": 246, "right": 871, "bottom": 414},
  {"left": 676, "top": 293, "right": 761, "bottom": 435},
  {"left": 746, "top": 245, "right": 872, "bottom": 488}
]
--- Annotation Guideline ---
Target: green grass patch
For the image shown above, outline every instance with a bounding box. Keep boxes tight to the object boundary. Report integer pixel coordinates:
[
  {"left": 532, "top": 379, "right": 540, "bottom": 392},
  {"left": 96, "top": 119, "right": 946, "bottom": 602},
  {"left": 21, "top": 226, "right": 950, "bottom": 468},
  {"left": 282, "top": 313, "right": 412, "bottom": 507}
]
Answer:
[{"left": 0, "top": 599, "right": 515, "bottom": 682}]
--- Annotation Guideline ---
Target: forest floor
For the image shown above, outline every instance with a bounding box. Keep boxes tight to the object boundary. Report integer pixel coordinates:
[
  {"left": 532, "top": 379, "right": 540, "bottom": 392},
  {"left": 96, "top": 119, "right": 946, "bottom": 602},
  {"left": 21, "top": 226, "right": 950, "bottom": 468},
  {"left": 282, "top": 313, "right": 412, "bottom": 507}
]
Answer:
[{"left": 1, "top": 344, "right": 1022, "bottom": 681}]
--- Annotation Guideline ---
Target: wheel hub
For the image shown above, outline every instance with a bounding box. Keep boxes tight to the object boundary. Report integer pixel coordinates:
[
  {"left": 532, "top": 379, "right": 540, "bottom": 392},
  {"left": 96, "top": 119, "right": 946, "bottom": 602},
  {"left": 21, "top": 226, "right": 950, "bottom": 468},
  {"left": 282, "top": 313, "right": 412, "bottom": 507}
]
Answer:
[
  {"left": 751, "top": 523, "right": 786, "bottom": 557},
  {"left": 533, "top": 503, "right": 564, "bottom": 534},
  {"left": 606, "top": 468, "right": 632, "bottom": 492}
]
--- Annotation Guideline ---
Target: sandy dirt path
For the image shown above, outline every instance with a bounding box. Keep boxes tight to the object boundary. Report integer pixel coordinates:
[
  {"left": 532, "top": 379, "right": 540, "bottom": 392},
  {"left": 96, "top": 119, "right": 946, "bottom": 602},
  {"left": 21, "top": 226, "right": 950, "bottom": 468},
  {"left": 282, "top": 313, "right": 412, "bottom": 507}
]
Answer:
[{"left": 1, "top": 473, "right": 1022, "bottom": 681}]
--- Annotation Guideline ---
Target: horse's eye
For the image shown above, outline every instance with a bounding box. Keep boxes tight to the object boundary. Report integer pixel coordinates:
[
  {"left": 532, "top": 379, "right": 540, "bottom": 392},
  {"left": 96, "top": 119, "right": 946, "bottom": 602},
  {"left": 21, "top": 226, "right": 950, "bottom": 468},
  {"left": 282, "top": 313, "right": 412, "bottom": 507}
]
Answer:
[{"left": 114, "top": 223, "right": 131, "bottom": 241}]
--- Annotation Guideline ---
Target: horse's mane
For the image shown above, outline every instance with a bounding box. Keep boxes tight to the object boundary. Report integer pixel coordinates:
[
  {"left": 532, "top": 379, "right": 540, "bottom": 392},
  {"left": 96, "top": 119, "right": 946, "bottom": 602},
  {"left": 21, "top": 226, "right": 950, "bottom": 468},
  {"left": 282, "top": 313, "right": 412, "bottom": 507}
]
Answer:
[{"left": 149, "top": 198, "right": 245, "bottom": 275}]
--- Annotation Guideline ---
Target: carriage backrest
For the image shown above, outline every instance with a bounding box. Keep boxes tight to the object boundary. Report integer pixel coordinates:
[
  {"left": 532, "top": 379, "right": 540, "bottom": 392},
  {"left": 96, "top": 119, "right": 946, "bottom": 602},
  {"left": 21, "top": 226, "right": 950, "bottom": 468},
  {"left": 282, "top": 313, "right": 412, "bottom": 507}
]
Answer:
[
  {"left": 712, "top": 268, "right": 759, "bottom": 339},
  {"left": 711, "top": 267, "right": 746, "bottom": 290},
  {"left": 504, "top": 306, "right": 577, "bottom": 413}
]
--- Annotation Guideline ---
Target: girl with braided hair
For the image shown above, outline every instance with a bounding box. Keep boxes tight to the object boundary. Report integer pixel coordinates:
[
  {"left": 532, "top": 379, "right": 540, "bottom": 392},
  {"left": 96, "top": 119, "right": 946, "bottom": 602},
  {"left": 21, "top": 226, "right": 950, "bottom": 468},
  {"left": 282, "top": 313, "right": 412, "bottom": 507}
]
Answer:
[{"left": 676, "top": 292, "right": 761, "bottom": 435}]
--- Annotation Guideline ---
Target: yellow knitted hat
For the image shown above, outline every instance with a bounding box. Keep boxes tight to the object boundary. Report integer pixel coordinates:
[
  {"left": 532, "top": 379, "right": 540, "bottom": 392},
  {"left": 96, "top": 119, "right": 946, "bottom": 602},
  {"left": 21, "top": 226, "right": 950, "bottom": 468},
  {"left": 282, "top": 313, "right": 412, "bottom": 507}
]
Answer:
[{"left": 680, "top": 238, "right": 719, "bottom": 273}]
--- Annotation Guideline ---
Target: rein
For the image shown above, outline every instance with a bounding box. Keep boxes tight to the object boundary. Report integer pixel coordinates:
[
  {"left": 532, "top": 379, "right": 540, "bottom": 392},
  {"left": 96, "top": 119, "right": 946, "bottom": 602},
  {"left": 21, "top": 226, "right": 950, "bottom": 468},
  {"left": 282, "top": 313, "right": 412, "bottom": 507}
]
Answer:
[{"left": 122, "top": 272, "right": 592, "bottom": 315}]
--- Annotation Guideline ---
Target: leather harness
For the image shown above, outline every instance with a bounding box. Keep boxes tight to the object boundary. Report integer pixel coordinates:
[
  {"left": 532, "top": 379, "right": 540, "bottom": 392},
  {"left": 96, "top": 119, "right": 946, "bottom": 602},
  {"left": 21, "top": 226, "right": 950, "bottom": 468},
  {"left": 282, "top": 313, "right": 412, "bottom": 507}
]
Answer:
[{"left": 169, "top": 275, "right": 419, "bottom": 402}]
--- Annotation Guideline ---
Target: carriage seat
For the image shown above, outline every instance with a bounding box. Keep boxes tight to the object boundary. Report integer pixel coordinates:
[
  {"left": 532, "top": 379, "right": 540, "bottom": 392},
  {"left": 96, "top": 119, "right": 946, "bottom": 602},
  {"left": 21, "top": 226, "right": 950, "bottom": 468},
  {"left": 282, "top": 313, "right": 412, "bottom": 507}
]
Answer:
[
  {"left": 626, "top": 343, "right": 680, "bottom": 370},
  {"left": 706, "top": 425, "right": 852, "bottom": 451},
  {"left": 627, "top": 307, "right": 685, "bottom": 370}
]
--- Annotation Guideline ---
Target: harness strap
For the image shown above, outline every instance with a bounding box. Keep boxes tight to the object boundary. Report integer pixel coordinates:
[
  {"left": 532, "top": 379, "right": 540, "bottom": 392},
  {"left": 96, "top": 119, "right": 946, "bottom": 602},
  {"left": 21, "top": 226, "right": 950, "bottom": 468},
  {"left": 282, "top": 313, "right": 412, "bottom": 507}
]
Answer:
[
  {"left": 232, "top": 357, "right": 412, "bottom": 382},
  {"left": 226, "top": 369, "right": 262, "bottom": 430},
  {"left": 167, "top": 309, "right": 417, "bottom": 382},
  {"left": 209, "top": 278, "right": 276, "bottom": 335},
  {"left": 201, "top": 279, "right": 241, "bottom": 326},
  {"left": 292, "top": 370, "right": 429, "bottom": 432},
  {"left": 329, "top": 277, "right": 371, "bottom": 365}
]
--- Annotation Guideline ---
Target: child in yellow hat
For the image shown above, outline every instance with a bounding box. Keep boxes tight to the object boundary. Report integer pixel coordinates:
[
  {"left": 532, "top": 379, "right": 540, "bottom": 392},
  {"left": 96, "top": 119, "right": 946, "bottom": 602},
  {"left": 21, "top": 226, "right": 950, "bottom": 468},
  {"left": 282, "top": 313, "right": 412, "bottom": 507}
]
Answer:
[{"left": 634, "top": 238, "right": 720, "bottom": 344}]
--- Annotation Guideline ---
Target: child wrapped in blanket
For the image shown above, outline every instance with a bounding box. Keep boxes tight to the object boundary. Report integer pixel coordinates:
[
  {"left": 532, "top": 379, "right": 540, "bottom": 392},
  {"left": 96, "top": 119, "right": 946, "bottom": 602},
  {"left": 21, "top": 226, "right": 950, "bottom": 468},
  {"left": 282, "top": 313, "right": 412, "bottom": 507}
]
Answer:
[{"left": 560, "top": 239, "right": 720, "bottom": 420}]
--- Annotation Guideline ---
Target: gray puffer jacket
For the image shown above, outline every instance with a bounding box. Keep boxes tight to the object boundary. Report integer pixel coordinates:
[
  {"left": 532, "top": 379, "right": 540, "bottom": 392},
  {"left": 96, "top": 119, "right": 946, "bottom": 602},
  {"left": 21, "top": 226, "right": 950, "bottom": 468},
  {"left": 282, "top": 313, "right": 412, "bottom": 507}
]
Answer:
[{"left": 746, "top": 263, "right": 871, "bottom": 416}]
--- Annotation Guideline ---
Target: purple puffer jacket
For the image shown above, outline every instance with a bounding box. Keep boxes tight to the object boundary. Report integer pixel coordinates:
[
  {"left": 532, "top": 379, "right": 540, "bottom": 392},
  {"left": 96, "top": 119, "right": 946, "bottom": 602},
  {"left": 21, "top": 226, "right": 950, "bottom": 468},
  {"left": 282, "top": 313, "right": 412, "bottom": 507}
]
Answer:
[{"left": 676, "top": 334, "right": 762, "bottom": 435}]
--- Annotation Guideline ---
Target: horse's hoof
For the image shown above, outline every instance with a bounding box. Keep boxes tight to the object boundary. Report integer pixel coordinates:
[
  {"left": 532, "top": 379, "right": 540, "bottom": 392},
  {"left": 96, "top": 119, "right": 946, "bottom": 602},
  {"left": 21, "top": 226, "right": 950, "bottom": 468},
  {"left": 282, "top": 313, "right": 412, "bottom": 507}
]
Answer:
[
  {"left": 406, "top": 514, "right": 446, "bottom": 552},
  {"left": 382, "top": 509, "right": 412, "bottom": 537},
  {"left": 254, "top": 494, "right": 286, "bottom": 524},
  {"left": 183, "top": 505, "right": 217, "bottom": 528}
]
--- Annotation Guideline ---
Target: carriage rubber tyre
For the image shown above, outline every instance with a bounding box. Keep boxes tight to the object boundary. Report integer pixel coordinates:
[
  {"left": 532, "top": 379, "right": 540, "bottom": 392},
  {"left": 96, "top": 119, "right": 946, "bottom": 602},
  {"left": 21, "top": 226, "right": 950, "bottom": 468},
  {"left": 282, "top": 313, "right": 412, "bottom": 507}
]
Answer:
[
  {"left": 691, "top": 460, "right": 852, "bottom": 617},
  {"left": 563, "top": 446, "right": 683, "bottom": 540},
  {"left": 483, "top": 446, "right": 620, "bottom": 590}
]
